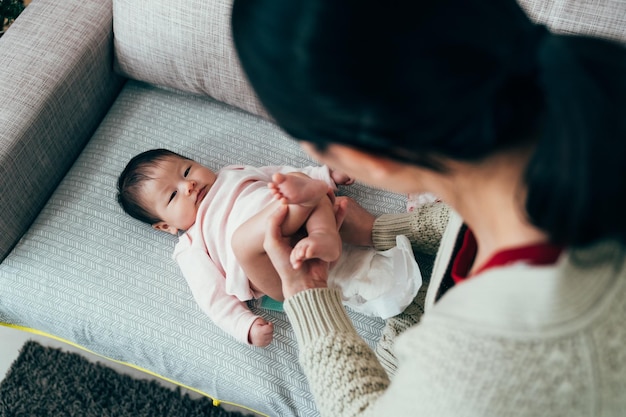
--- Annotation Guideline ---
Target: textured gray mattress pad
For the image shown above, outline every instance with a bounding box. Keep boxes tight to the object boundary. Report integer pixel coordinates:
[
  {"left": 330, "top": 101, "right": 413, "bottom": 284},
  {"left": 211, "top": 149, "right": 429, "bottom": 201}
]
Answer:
[{"left": 0, "top": 80, "right": 407, "bottom": 417}]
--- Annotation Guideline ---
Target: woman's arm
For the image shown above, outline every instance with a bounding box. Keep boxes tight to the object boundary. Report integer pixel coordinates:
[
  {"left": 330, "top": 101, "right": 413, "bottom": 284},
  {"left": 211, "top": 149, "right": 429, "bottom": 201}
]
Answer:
[
  {"left": 373, "top": 202, "right": 451, "bottom": 254},
  {"left": 263, "top": 204, "right": 397, "bottom": 416},
  {"left": 284, "top": 289, "right": 390, "bottom": 417},
  {"left": 263, "top": 205, "right": 390, "bottom": 416}
]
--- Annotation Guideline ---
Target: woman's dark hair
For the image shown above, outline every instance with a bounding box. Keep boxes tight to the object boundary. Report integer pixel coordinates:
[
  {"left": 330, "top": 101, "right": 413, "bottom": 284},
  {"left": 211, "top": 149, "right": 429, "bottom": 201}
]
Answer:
[
  {"left": 232, "top": 0, "right": 626, "bottom": 247},
  {"left": 117, "top": 149, "right": 190, "bottom": 225}
]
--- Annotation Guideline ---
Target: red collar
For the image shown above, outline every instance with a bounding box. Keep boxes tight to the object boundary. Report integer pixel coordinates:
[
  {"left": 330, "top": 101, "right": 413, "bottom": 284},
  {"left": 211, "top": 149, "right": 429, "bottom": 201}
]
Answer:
[{"left": 451, "top": 229, "right": 563, "bottom": 284}]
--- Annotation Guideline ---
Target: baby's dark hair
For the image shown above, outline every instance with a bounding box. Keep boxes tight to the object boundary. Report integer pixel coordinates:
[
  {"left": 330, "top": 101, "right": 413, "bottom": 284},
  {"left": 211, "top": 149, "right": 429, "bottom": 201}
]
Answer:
[{"left": 117, "top": 148, "right": 190, "bottom": 225}]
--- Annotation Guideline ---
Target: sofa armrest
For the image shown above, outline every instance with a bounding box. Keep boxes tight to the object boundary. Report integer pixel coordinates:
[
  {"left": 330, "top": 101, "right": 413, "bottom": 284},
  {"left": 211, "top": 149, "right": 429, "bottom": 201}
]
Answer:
[{"left": 0, "top": 0, "right": 126, "bottom": 261}]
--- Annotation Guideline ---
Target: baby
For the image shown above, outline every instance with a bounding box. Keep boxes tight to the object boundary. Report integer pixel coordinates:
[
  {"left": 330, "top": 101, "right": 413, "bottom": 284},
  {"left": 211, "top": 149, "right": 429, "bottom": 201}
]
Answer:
[{"left": 117, "top": 149, "right": 355, "bottom": 347}]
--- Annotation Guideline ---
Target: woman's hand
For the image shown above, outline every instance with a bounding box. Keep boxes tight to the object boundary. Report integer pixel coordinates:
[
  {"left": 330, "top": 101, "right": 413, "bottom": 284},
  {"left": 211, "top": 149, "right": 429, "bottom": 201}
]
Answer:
[
  {"left": 334, "top": 196, "right": 374, "bottom": 247},
  {"left": 264, "top": 205, "right": 331, "bottom": 298},
  {"left": 329, "top": 168, "right": 355, "bottom": 185}
]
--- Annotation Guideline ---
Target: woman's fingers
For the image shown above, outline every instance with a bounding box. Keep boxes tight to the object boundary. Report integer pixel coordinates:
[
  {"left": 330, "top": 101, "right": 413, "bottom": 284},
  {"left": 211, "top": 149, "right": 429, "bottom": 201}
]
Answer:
[
  {"left": 264, "top": 204, "right": 330, "bottom": 298},
  {"left": 263, "top": 205, "right": 296, "bottom": 274},
  {"left": 334, "top": 196, "right": 348, "bottom": 231}
]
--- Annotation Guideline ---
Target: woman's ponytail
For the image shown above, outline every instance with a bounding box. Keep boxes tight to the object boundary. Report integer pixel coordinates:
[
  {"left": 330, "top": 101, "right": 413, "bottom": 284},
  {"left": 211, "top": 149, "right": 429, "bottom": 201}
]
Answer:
[{"left": 525, "top": 34, "right": 626, "bottom": 247}]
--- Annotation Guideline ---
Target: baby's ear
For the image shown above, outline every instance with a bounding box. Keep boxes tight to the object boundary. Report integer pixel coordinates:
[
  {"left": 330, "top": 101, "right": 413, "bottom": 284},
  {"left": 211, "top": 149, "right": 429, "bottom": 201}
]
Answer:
[{"left": 152, "top": 222, "right": 178, "bottom": 235}]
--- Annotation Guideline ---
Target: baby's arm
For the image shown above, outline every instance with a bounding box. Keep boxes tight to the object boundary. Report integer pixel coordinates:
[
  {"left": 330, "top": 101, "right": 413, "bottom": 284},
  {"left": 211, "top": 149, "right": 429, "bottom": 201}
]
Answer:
[
  {"left": 175, "top": 247, "right": 271, "bottom": 345},
  {"left": 249, "top": 317, "right": 274, "bottom": 347}
]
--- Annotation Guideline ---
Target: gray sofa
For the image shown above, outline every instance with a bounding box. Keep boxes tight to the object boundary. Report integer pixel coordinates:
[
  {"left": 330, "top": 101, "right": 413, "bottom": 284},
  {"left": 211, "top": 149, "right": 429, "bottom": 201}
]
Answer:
[{"left": 0, "top": 0, "right": 624, "bottom": 416}]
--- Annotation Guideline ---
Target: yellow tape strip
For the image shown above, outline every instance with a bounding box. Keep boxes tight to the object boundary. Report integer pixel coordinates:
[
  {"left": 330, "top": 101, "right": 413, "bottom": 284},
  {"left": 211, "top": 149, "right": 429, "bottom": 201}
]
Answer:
[{"left": 1, "top": 322, "right": 268, "bottom": 416}]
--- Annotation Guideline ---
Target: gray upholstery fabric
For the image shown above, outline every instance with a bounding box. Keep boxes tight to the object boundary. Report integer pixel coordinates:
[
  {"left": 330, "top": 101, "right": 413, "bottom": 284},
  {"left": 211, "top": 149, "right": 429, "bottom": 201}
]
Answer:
[
  {"left": 113, "top": 0, "right": 269, "bottom": 120},
  {"left": 0, "top": 0, "right": 125, "bottom": 261},
  {"left": 2, "top": 0, "right": 625, "bottom": 416},
  {"left": 0, "top": 81, "right": 404, "bottom": 417},
  {"left": 518, "top": 0, "right": 626, "bottom": 42},
  {"left": 112, "top": 0, "right": 626, "bottom": 128}
]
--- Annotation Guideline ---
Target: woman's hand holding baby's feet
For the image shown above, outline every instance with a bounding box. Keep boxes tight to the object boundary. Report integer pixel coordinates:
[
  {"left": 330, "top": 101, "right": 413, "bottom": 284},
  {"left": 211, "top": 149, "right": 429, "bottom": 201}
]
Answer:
[
  {"left": 290, "top": 232, "right": 342, "bottom": 270},
  {"left": 249, "top": 317, "right": 274, "bottom": 347},
  {"left": 268, "top": 172, "right": 343, "bottom": 269}
]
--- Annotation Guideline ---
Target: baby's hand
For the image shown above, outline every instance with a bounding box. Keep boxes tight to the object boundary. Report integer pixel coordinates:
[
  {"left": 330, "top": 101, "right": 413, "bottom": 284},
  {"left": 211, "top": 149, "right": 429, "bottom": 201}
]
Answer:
[
  {"left": 248, "top": 317, "right": 274, "bottom": 347},
  {"left": 330, "top": 169, "right": 355, "bottom": 185}
]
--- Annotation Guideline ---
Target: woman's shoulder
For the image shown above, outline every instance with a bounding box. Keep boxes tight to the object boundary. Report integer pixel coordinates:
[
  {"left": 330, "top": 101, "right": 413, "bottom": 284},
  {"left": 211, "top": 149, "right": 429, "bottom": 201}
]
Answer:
[
  {"left": 393, "top": 246, "right": 626, "bottom": 415},
  {"left": 423, "top": 239, "right": 626, "bottom": 336}
]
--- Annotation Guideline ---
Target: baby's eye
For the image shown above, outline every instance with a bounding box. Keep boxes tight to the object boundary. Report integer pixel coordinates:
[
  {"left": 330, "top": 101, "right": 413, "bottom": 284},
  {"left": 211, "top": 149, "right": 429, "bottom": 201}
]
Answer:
[
  {"left": 184, "top": 166, "right": 191, "bottom": 177},
  {"left": 169, "top": 190, "right": 177, "bottom": 203}
]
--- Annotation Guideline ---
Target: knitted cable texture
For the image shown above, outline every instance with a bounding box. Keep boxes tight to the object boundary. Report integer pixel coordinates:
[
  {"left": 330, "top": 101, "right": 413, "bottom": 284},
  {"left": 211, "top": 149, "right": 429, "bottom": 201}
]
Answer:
[
  {"left": 372, "top": 202, "right": 447, "bottom": 376},
  {"left": 375, "top": 282, "right": 428, "bottom": 377},
  {"left": 284, "top": 289, "right": 390, "bottom": 417},
  {"left": 393, "top": 323, "right": 597, "bottom": 416},
  {"left": 373, "top": 202, "right": 450, "bottom": 254},
  {"left": 286, "top": 212, "right": 626, "bottom": 416},
  {"left": 300, "top": 332, "right": 389, "bottom": 417}
]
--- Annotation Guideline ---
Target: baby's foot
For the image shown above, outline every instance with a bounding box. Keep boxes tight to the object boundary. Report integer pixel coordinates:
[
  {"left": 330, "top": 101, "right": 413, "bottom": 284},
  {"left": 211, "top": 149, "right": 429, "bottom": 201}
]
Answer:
[
  {"left": 291, "top": 231, "right": 342, "bottom": 269},
  {"left": 269, "top": 173, "right": 329, "bottom": 207}
]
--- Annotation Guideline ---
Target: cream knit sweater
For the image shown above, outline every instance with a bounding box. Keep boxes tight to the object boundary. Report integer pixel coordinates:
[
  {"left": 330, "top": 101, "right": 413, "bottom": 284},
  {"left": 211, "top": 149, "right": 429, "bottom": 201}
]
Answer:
[{"left": 284, "top": 204, "right": 626, "bottom": 417}]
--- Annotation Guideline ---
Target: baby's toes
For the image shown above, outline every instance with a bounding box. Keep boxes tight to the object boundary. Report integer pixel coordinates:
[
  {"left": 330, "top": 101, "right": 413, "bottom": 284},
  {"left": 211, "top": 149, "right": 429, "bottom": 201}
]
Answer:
[
  {"left": 272, "top": 172, "right": 287, "bottom": 184},
  {"left": 290, "top": 244, "right": 306, "bottom": 268}
]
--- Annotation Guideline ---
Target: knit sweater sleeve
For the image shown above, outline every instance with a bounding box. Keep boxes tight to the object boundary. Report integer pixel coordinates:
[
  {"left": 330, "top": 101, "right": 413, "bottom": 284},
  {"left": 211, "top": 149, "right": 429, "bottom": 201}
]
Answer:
[
  {"left": 372, "top": 202, "right": 450, "bottom": 254},
  {"left": 284, "top": 288, "right": 390, "bottom": 417}
]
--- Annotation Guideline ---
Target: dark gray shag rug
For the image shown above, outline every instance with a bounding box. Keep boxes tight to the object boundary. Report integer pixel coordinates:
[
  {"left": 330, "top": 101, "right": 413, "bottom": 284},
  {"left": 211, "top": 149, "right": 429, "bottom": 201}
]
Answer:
[{"left": 0, "top": 341, "right": 249, "bottom": 417}]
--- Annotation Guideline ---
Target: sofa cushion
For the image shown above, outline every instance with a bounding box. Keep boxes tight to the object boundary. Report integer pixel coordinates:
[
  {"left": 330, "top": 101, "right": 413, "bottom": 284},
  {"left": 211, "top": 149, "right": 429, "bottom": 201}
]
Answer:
[
  {"left": 112, "top": 0, "right": 626, "bottom": 124},
  {"left": 0, "top": 0, "right": 125, "bottom": 261},
  {"left": 518, "top": 0, "right": 626, "bottom": 43},
  {"left": 112, "top": 0, "right": 269, "bottom": 119},
  {"left": 0, "top": 81, "right": 406, "bottom": 417}
]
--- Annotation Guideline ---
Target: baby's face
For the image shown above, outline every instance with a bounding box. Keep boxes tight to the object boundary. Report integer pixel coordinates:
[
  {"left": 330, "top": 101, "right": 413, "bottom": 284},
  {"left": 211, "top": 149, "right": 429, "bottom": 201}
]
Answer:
[{"left": 142, "top": 156, "right": 217, "bottom": 235}]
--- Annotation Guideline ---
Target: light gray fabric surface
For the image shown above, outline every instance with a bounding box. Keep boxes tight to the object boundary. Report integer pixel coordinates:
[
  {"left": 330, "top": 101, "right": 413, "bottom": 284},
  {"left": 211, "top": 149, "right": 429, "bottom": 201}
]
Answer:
[
  {"left": 518, "top": 0, "right": 626, "bottom": 42},
  {"left": 113, "top": 0, "right": 269, "bottom": 120},
  {"left": 0, "top": 81, "right": 406, "bottom": 417},
  {"left": 111, "top": 0, "right": 626, "bottom": 131},
  {"left": 0, "top": 0, "right": 125, "bottom": 261},
  {"left": 3, "top": 0, "right": 624, "bottom": 416}
]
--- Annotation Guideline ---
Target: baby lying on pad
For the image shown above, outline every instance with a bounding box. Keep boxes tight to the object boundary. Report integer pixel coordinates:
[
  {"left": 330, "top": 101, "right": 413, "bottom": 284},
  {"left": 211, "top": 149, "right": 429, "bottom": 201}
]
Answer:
[{"left": 117, "top": 149, "right": 421, "bottom": 346}]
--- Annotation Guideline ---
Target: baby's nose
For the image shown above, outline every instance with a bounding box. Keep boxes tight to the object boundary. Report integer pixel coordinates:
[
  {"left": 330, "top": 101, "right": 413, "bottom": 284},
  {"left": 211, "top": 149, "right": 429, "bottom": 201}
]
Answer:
[{"left": 185, "top": 180, "right": 197, "bottom": 194}]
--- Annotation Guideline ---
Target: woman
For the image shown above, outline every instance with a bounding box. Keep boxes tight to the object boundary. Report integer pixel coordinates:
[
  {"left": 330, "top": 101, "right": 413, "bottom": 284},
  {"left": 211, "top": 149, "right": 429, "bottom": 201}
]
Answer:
[{"left": 232, "top": 0, "right": 626, "bottom": 416}]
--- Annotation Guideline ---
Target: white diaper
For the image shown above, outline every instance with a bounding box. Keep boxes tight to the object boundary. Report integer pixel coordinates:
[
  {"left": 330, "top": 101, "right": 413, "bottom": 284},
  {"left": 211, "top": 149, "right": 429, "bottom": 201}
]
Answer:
[{"left": 329, "top": 235, "right": 421, "bottom": 319}]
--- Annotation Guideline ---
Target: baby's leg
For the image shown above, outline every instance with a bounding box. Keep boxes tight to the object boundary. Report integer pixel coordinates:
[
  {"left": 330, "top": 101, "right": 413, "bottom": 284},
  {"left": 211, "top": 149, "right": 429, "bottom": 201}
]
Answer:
[
  {"left": 269, "top": 173, "right": 342, "bottom": 268},
  {"left": 268, "top": 172, "right": 329, "bottom": 207},
  {"left": 233, "top": 175, "right": 324, "bottom": 300},
  {"left": 232, "top": 199, "right": 304, "bottom": 302},
  {"left": 290, "top": 195, "right": 342, "bottom": 269}
]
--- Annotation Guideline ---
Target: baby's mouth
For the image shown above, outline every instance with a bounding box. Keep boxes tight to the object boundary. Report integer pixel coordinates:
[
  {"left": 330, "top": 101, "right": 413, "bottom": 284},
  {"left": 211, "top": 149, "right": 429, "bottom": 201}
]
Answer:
[{"left": 196, "top": 186, "right": 207, "bottom": 204}]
